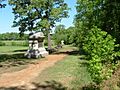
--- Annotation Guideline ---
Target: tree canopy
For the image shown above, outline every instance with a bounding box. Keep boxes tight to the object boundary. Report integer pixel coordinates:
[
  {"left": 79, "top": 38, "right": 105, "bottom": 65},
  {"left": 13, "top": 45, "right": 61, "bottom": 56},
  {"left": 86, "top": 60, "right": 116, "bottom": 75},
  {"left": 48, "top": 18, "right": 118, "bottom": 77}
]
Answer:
[
  {"left": 73, "top": 0, "right": 120, "bottom": 84},
  {"left": 8, "top": 0, "right": 69, "bottom": 35},
  {"left": 0, "top": 0, "right": 6, "bottom": 8},
  {"left": 75, "top": 0, "right": 120, "bottom": 43}
]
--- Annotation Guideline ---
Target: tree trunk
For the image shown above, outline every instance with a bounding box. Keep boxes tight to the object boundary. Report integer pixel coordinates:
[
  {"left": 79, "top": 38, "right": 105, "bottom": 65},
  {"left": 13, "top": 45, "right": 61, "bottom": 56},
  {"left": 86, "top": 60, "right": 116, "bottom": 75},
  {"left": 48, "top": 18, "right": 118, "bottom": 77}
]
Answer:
[{"left": 48, "top": 32, "right": 52, "bottom": 50}]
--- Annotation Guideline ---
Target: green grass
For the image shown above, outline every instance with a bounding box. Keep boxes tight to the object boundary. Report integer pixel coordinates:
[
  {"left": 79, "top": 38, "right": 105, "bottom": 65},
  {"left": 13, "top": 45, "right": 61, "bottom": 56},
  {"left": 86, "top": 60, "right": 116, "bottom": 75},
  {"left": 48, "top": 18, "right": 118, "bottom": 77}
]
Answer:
[
  {"left": 0, "top": 45, "right": 38, "bottom": 74},
  {"left": 0, "top": 40, "right": 28, "bottom": 47},
  {"left": 0, "top": 45, "right": 93, "bottom": 89},
  {"left": 34, "top": 50, "right": 92, "bottom": 89},
  {"left": 0, "top": 46, "right": 27, "bottom": 53}
]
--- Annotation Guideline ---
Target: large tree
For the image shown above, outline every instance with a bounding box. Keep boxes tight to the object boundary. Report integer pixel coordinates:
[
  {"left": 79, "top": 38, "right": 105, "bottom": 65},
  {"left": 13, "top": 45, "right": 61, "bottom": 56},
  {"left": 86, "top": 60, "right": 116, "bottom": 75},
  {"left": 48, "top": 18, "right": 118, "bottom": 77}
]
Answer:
[
  {"left": 75, "top": 0, "right": 120, "bottom": 44},
  {"left": 9, "top": 0, "right": 69, "bottom": 49},
  {"left": 0, "top": 0, "right": 6, "bottom": 8}
]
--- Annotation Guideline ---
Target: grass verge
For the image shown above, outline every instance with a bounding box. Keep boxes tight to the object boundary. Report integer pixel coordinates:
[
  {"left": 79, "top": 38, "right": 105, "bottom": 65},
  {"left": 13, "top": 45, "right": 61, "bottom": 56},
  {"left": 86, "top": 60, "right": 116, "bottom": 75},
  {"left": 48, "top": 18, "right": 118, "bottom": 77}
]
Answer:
[{"left": 34, "top": 47, "right": 92, "bottom": 89}]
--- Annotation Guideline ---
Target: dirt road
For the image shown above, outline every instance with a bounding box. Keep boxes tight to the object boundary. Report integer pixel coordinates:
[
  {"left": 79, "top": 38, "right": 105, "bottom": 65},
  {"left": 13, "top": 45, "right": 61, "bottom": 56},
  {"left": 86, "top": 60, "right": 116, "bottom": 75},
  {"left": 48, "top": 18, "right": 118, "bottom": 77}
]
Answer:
[{"left": 0, "top": 54, "right": 67, "bottom": 88}]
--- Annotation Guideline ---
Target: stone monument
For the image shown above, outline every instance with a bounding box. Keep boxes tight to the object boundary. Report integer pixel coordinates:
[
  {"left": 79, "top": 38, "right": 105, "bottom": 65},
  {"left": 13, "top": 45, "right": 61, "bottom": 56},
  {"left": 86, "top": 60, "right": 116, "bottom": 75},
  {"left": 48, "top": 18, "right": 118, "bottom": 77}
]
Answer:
[{"left": 25, "top": 32, "right": 48, "bottom": 58}]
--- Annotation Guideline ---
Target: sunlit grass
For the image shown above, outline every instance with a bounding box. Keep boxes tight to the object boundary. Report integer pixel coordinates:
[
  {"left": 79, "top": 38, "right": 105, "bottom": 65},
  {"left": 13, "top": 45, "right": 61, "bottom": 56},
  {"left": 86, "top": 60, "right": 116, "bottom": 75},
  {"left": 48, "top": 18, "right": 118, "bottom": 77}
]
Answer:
[
  {"left": 0, "top": 46, "right": 27, "bottom": 54},
  {"left": 34, "top": 45, "right": 92, "bottom": 89}
]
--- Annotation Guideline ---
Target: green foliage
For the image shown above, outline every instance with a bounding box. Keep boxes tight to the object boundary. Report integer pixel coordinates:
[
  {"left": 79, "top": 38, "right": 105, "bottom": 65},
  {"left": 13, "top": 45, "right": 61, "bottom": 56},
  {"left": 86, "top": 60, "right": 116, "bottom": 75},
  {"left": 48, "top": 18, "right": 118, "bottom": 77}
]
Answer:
[
  {"left": 71, "top": 21, "right": 87, "bottom": 47},
  {"left": 76, "top": 0, "right": 120, "bottom": 44},
  {"left": 0, "top": 32, "right": 28, "bottom": 40},
  {"left": 83, "top": 26, "right": 117, "bottom": 84},
  {"left": 83, "top": 26, "right": 115, "bottom": 61},
  {"left": 9, "top": 0, "right": 69, "bottom": 49},
  {"left": 8, "top": 0, "right": 69, "bottom": 34},
  {"left": 74, "top": 0, "right": 120, "bottom": 85},
  {"left": 53, "top": 25, "right": 75, "bottom": 45}
]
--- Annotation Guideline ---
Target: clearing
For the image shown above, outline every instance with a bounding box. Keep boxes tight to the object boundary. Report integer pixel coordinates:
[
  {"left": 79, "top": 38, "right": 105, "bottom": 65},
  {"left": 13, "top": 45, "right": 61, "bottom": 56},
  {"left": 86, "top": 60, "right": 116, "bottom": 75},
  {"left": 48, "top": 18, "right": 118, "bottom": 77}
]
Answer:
[{"left": 0, "top": 45, "right": 92, "bottom": 90}]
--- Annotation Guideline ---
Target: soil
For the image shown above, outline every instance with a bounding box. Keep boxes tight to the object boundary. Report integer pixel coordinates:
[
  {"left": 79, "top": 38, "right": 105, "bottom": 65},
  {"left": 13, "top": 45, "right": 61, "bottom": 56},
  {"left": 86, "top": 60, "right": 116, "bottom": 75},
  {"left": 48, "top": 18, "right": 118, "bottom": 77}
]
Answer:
[{"left": 0, "top": 53, "right": 67, "bottom": 89}]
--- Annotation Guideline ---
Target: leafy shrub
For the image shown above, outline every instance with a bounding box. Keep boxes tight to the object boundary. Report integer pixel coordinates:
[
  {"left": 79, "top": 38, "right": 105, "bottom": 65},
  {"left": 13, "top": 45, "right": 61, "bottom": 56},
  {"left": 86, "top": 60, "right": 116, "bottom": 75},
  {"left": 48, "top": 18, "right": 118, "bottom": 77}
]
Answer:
[{"left": 83, "top": 26, "right": 117, "bottom": 84}]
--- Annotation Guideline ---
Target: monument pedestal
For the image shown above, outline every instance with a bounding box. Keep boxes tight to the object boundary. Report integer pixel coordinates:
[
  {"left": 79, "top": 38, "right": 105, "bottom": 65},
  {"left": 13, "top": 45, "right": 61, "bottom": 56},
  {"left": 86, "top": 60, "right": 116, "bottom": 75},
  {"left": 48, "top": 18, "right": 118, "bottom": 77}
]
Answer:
[{"left": 25, "top": 32, "right": 48, "bottom": 59}]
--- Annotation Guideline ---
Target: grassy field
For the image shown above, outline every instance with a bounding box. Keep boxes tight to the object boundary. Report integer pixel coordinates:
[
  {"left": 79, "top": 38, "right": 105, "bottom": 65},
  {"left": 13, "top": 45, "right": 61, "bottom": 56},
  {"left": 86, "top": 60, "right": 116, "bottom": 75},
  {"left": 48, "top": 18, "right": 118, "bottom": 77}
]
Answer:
[
  {"left": 0, "top": 46, "right": 28, "bottom": 53},
  {"left": 1, "top": 40, "right": 28, "bottom": 46},
  {"left": 34, "top": 46, "right": 92, "bottom": 90},
  {"left": 0, "top": 44, "right": 120, "bottom": 89},
  {"left": 0, "top": 45, "right": 38, "bottom": 75}
]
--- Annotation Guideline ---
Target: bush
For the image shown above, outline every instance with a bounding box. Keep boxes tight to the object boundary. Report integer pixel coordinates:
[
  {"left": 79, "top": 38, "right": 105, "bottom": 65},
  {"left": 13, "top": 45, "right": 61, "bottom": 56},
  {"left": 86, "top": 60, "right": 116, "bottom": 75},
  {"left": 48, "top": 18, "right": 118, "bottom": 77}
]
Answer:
[{"left": 83, "top": 26, "right": 117, "bottom": 84}]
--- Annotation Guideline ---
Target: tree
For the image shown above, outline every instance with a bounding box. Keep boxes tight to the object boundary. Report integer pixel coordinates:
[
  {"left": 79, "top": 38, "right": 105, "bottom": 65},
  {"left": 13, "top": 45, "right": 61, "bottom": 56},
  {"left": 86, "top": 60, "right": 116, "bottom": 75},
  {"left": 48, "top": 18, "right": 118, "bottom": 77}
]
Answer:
[
  {"left": 53, "top": 25, "right": 74, "bottom": 45},
  {"left": 74, "top": 0, "right": 120, "bottom": 85},
  {"left": 75, "top": 0, "right": 120, "bottom": 44},
  {"left": 53, "top": 25, "right": 66, "bottom": 44},
  {"left": 0, "top": 0, "right": 6, "bottom": 8},
  {"left": 0, "top": 32, "right": 28, "bottom": 40},
  {"left": 9, "top": 0, "right": 69, "bottom": 49},
  {"left": 54, "top": 24, "right": 65, "bottom": 33},
  {"left": 100, "top": 0, "right": 120, "bottom": 43}
]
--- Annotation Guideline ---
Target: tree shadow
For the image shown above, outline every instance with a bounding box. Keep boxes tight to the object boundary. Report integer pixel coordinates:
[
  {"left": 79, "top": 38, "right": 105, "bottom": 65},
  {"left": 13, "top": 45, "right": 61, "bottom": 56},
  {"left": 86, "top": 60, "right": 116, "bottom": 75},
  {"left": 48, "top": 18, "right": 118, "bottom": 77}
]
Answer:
[
  {"left": 0, "top": 80, "right": 67, "bottom": 90},
  {"left": 0, "top": 53, "right": 32, "bottom": 67},
  {"left": 13, "top": 49, "right": 27, "bottom": 52},
  {"left": 81, "top": 83, "right": 100, "bottom": 90},
  {"left": 54, "top": 50, "right": 80, "bottom": 56},
  {"left": 0, "top": 53, "right": 26, "bottom": 62}
]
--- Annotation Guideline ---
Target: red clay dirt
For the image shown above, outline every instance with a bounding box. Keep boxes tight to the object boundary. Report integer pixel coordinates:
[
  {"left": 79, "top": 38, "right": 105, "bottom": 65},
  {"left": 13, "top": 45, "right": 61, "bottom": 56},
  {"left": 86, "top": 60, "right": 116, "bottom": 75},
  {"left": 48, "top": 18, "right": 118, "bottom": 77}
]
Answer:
[{"left": 0, "top": 54, "right": 67, "bottom": 88}]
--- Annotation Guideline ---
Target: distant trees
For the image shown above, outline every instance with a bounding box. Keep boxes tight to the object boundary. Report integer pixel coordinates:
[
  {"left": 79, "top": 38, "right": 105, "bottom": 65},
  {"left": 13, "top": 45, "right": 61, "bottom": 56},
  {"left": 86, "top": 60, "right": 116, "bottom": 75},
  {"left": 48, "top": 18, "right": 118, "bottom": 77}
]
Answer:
[
  {"left": 0, "top": 32, "right": 28, "bottom": 40},
  {"left": 53, "top": 25, "right": 75, "bottom": 45}
]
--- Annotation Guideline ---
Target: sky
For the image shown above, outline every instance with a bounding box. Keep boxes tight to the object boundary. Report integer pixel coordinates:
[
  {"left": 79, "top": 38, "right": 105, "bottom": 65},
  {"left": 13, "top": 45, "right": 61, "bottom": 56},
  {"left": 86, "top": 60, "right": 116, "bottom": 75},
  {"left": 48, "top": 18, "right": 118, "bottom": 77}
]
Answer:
[{"left": 0, "top": 0, "right": 76, "bottom": 33}]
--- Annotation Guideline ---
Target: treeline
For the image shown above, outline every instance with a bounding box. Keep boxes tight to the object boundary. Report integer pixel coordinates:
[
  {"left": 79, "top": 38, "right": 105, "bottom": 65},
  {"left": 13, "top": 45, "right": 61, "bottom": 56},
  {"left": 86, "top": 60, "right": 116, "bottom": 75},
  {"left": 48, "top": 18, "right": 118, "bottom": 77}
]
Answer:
[{"left": 0, "top": 32, "right": 28, "bottom": 40}]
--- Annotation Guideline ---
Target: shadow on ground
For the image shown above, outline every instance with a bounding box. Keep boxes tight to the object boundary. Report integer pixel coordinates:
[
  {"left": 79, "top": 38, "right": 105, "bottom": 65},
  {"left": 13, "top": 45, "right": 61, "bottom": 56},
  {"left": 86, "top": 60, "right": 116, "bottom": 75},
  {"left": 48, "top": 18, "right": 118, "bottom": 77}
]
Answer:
[
  {"left": 0, "top": 53, "right": 33, "bottom": 67},
  {"left": 13, "top": 49, "right": 27, "bottom": 52},
  {"left": 0, "top": 53, "right": 26, "bottom": 62},
  {"left": 0, "top": 48, "right": 28, "bottom": 62},
  {"left": 55, "top": 50, "right": 80, "bottom": 56},
  {"left": 81, "top": 83, "right": 100, "bottom": 90},
  {"left": 0, "top": 80, "right": 67, "bottom": 90}
]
